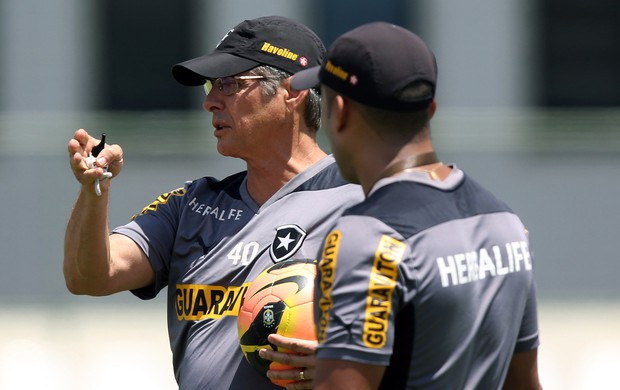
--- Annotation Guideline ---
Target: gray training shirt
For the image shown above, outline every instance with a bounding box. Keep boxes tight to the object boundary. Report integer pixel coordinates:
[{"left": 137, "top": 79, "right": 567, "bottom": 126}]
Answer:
[
  {"left": 113, "top": 156, "right": 363, "bottom": 390},
  {"left": 315, "top": 167, "right": 539, "bottom": 389}
]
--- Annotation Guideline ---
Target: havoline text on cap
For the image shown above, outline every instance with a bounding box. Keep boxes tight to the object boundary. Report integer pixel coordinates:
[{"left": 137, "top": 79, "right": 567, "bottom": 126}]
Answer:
[
  {"left": 291, "top": 21, "right": 437, "bottom": 112},
  {"left": 172, "top": 16, "right": 326, "bottom": 86}
]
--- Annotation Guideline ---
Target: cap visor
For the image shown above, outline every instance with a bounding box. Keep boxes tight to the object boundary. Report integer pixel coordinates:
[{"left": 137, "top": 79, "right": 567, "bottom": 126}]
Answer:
[
  {"left": 290, "top": 66, "right": 321, "bottom": 90},
  {"left": 172, "top": 52, "right": 260, "bottom": 86}
]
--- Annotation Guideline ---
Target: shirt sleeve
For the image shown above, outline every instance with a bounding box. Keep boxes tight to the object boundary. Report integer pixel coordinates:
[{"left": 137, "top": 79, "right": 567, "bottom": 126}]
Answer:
[
  {"left": 112, "top": 187, "right": 186, "bottom": 300},
  {"left": 315, "top": 215, "right": 405, "bottom": 366}
]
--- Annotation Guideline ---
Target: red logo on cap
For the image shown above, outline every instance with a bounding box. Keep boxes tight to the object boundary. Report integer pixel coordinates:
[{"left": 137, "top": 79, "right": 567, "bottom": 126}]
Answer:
[
  {"left": 349, "top": 75, "right": 358, "bottom": 85},
  {"left": 299, "top": 57, "right": 308, "bottom": 67}
]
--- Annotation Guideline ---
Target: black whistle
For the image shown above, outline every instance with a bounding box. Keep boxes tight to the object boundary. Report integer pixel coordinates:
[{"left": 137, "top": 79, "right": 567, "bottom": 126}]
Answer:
[{"left": 92, "top": 133, "right": 107, "bottom": 157}]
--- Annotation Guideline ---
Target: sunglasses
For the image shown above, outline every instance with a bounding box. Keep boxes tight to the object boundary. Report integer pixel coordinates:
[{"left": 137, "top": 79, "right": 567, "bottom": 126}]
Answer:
[{"left": 203, "top": 75, "right": 269, "bottom": 96}]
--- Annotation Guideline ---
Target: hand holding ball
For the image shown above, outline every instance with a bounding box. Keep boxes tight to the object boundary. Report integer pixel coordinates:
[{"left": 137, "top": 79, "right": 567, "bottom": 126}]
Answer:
[{"left": 237, "top": 259, "right": 317, "bottom": 387}]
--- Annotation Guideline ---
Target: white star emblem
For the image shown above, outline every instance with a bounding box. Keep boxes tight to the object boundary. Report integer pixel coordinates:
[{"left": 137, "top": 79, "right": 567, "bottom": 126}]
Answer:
[
  {"left": 277, "top": 233, "right": 295, "bottom": 250},
  {"left": 350, "top": 75, "right": 358, "bottom": 85},
  {"left": 299, "top": 57, "right": 308, "bottom": 67},
  {"left": 269, "top": 224, "right": 307, "bottom": 262}
]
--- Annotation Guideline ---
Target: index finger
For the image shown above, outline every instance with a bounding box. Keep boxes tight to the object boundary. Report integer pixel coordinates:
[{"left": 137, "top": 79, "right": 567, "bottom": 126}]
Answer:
[
  {"left": 68, "top": 129, "right": 95, "bottom": 156},
  {"left": 267, "top": 334, "right": 317, "bottom": 355},
  {"left": 74, "top": 128, "right": 92, "bottom": 148}
]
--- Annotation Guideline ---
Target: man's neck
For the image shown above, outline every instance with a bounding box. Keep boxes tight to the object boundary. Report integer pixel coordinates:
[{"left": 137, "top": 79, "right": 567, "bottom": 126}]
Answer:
[{"left": 245, "top": 147, "right": 327, "bottom": 206}]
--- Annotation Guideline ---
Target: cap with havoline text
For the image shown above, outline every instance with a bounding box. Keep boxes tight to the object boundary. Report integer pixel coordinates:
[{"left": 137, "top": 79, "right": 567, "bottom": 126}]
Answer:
[
  {"left": 172, "top": 16, "right": 325, "bottom": 86},
  {"left": 291, "top": 22, "right": 437, "bottom": 111}
]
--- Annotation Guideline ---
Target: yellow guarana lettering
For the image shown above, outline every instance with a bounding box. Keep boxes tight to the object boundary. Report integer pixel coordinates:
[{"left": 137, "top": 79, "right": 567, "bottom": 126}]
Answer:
[
  {"left": 175, "top": 283, "right": 250, "bottom": 321},
  {"left": 363, "top": 235, "right": 405, "bottom": 348},
  {"left": 317, "top": 230, "right": 342, "bottom": 343}
]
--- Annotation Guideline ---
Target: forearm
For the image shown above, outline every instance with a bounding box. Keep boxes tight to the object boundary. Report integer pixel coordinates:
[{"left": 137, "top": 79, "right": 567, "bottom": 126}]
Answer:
[
  {"left": 502, "top": 349, "right": 542, "bottom": 390},
  {"left": 314, "top": 359, "right": 385, "bottom": 390},
  {"left": 63, "top": 186, "right": 113, "bottom": 295}
]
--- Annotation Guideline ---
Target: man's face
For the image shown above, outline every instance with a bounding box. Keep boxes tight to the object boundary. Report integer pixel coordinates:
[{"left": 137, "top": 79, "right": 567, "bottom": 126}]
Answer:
[
  {"left": 320, "top": 87, "right": 358, "bottom": 184},
  {"left": 203, "top": 72, "right": 287, "bottom": 161}
]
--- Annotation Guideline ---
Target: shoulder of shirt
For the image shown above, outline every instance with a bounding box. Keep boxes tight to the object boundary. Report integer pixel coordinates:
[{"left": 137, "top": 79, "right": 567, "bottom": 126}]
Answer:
[
  {"left": 183, "top": 171, "right": 247, "bottom": 199},
  {"left": 129, "top": 171, "right": 248, "bottom": 220},
  {"left": 342, "top": 172, "right": 515, "bottom": 237},
  {"left": 291, "top": 160, "right": 353, "bottom": 193}
]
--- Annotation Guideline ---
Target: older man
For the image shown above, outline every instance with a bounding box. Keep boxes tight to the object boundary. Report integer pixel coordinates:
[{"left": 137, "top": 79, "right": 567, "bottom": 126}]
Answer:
[{"left": 64, "top": 16, "right": 361, "bottom": 389}]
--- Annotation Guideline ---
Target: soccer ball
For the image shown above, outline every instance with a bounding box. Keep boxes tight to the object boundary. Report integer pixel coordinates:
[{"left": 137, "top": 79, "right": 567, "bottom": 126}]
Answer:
[{"left": 238, "top": 259, "right": 317, "bottom": 387}]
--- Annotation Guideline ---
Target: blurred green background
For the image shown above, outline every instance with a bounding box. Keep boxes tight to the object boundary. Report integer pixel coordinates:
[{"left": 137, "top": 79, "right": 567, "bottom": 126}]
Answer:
[{"left": 1, "top": 0, "right": 619, "bottom": 389}]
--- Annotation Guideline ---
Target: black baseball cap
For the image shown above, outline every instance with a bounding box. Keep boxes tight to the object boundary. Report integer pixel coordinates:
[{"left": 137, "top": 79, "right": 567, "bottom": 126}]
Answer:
[
  {"left": 172, "top": 16, "right": 326, "bottom": 86},
  {"left": 291, "top": 22, "right": 437, "bottom": 111}
]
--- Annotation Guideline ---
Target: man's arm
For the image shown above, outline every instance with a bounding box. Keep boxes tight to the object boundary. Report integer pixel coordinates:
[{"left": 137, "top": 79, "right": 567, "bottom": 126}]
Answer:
[
  {"left": 503, "top": 348, "right": 542, "bottom": 390},
  {"left": 309, "top": 349, "right": 541, "bottom": 390},
  {"left": 313, "top": 359, "right": 385, "bottom": 390},
  {"left": 258, "top": 334, "right": 319, "bottom": 389},
  {"left": 260, "top": 338, "right": 385, "bottom": 390},
  {"left": 63, "top": 129, "right": 154, "bottom": 296}
]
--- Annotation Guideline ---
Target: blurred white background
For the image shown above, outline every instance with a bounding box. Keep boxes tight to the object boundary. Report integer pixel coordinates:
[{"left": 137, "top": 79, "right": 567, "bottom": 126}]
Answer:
[
  {"left": 1, "top": 1, "right": 619, "bottom": 389},
  {"left": 1, "top": 301, "right": 619, "bottom": 389}
]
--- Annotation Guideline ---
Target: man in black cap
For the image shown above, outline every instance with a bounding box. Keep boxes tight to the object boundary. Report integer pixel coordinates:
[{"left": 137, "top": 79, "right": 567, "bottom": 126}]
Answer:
[
  {"left": 292, "top": 22, "right": 542, "bottom": 389},
  {"left": 64, "top": 16, "right": 361, "bottom": 389}
]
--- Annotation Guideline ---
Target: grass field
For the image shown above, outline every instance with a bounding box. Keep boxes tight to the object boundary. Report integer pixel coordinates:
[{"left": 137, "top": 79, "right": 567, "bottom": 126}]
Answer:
[{"left": 1, "top": 300, "right": 618, "bottom": 389}]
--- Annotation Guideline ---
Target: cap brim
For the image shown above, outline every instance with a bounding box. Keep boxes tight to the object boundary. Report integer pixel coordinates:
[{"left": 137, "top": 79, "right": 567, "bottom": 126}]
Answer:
[
  {"left": 172, "top": 52, "right": 260, "bottom": 86},
  {"left": 290, "top": 66, "right": 321, "bottom": 90}
]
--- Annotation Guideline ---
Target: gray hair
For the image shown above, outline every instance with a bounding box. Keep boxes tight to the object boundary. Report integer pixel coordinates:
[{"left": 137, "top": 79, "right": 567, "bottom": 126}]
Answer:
[{"left": 249, "top": 65, "right": 321, "bottom": 131}]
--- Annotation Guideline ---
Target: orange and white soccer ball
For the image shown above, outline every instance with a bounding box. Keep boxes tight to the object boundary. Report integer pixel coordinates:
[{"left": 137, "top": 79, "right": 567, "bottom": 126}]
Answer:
[{"left": 237, "top": 259, "right": 317, "bottom": 387}]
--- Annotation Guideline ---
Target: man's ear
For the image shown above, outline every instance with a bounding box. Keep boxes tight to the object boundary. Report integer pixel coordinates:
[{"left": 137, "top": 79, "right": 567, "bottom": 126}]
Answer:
[
  {"left": 333, "top": 95, "right": 349, "bottom": 133},
  {"left": 428, "top": 99, "right": 437, "bottom": 119},
  {"left": 283, "top": 79, "right": 307, "bottom": 109}
]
